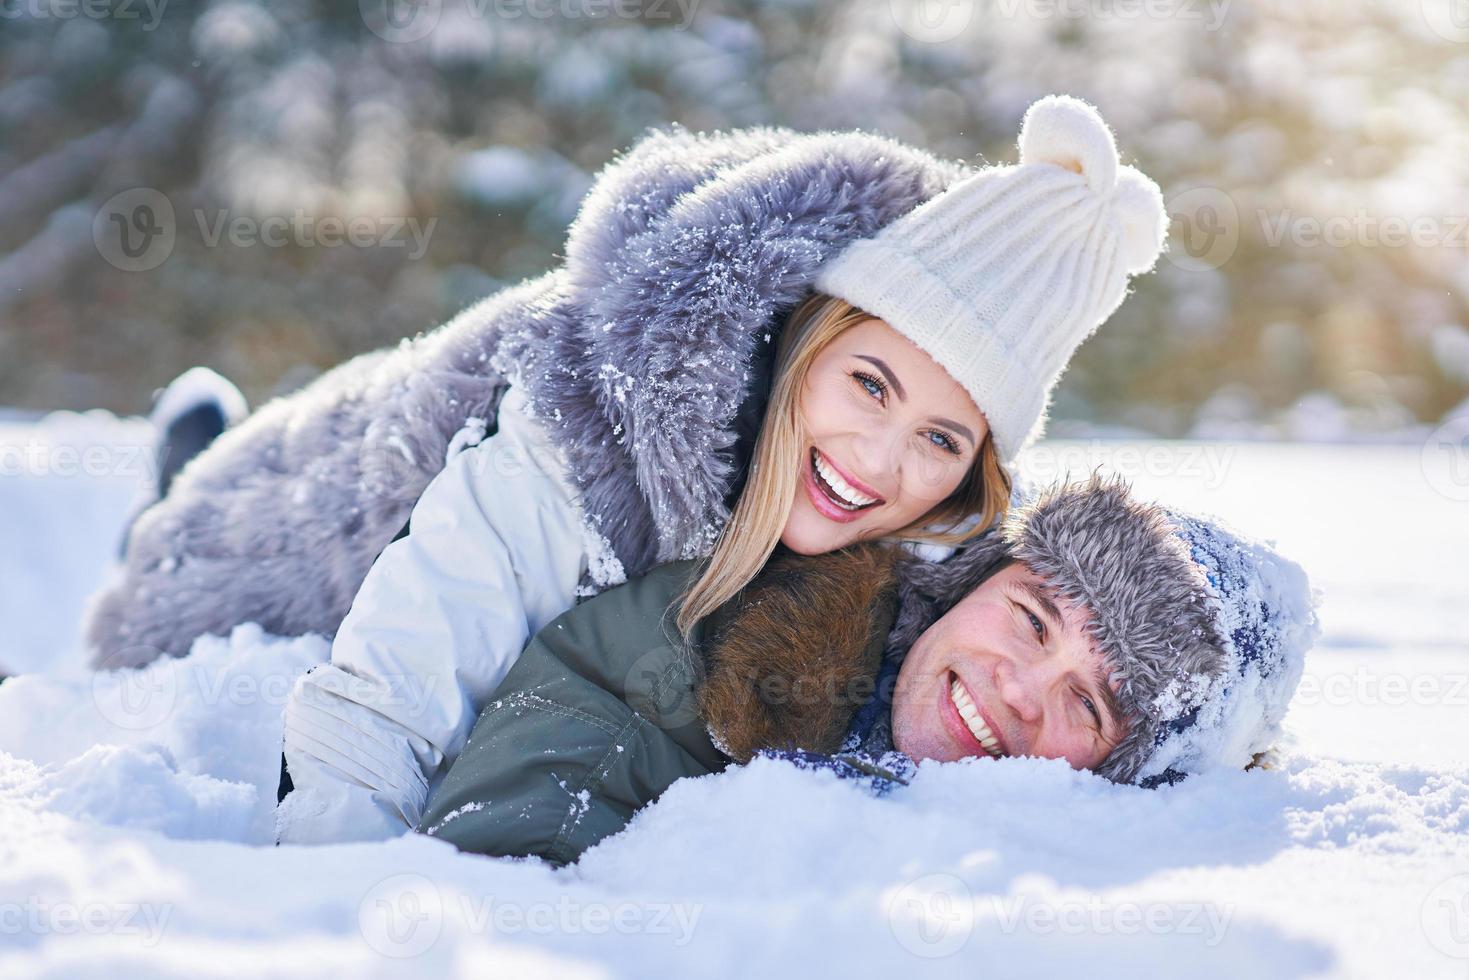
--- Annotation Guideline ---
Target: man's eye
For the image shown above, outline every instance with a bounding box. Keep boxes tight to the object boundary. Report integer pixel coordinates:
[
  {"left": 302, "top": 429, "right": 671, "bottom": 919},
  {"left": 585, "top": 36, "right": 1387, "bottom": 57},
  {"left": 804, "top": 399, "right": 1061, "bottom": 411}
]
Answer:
[
  {"left": 1080, "top": 693, "right": 1101, "bottom": 727},
  {"left": 1021, "top": 606, "right": 1044, "bottom": 641}
]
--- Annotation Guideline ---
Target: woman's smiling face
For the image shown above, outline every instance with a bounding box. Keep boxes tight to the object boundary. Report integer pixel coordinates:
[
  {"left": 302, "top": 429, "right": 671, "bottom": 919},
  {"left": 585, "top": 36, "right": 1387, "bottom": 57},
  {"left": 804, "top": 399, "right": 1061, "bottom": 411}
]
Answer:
[{"left": 780, "top": 317, "right": 988, "bottom": 555}]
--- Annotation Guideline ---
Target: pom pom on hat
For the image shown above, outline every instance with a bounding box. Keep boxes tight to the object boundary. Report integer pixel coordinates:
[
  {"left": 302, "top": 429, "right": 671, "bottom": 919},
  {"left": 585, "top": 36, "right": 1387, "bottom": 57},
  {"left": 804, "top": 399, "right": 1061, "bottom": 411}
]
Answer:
[
  {"left": 1113, "top": 166, "right": 1170, "bottom": 274},
  {"left": 812, "top": 93, "right": 1170, "bottom": 465},
  {"left": 1020, "top": 95, "right": 1169, "bottom": 275},
  {"left": 1017, "top": 94, "right": 1119, "bottom": 193}
]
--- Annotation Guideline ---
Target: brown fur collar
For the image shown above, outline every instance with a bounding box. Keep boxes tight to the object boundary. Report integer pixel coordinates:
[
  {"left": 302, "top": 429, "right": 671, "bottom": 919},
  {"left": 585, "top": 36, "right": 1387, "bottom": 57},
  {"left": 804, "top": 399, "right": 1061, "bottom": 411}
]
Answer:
[{"left": 697, "top": 543, "right": 900, "bottom": 763}]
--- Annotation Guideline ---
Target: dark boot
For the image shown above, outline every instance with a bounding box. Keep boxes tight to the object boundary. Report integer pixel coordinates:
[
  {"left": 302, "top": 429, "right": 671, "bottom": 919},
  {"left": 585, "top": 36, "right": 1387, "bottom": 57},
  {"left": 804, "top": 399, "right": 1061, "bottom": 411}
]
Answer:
[{"left": 117, "top": 367, "right": 248, "bottom": 559}]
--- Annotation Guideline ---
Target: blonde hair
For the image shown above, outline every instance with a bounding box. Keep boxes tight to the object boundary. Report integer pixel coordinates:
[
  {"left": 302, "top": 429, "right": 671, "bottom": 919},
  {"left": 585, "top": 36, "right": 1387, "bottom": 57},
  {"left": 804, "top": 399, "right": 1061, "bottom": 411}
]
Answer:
[{"left": 675, "top": 291, "right": 1013, "bottom": 635}]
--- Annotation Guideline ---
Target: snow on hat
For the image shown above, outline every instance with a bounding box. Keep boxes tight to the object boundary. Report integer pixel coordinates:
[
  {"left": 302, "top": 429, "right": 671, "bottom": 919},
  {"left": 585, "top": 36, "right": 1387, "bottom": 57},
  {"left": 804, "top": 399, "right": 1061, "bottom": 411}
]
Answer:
[
  {"left": 1000, "top": 475, "right": 1321, "bottom": 786},
  {"left": 873, "top": 474, "right": 1319, "bottom": 785},
  {"left": 813, "top": 94, "right": 1168, "bottom": 467}
]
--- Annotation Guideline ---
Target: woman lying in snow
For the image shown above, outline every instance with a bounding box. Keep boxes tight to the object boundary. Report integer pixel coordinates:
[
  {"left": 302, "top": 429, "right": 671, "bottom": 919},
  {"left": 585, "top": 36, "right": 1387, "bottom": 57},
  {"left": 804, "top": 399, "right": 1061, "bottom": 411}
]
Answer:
[
  {"left": 85, "top": 95, "right": 1170, "bottom": 844},
  {"left": 415, "top": 476, "right": 1320, "bottom": 867}
]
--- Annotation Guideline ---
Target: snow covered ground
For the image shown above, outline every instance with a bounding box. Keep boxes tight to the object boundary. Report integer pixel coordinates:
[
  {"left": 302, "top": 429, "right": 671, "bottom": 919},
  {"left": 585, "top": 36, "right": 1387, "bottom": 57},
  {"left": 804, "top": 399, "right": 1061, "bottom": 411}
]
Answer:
[{"left": 1, "top": 410, "right": 1466, "bottom": 979}]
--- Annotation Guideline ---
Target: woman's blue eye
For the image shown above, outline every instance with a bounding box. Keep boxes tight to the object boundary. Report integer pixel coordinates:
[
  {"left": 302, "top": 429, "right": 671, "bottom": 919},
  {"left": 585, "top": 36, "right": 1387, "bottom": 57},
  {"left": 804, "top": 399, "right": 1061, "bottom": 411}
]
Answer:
[
  {"left": 927, "top": 430, "right": 961, "bottom": 455},
  {"left": 854, "top": 371, "right": 887, "bottom": 401}
]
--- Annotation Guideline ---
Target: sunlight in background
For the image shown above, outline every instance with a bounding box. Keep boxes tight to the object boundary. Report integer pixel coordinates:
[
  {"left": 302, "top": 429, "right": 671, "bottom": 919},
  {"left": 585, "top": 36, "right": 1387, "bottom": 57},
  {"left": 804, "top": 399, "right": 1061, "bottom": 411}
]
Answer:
[{"left": 1, "top": 0, "right": 1466, "bottom": 443}]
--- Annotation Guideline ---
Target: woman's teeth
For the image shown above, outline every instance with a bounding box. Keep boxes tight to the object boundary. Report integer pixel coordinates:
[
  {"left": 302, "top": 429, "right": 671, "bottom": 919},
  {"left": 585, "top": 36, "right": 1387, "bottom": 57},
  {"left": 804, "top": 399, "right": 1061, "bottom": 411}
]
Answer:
[
  {"left": 949, "top": 679, "right": 1003, "bottom": 757},
  {"left": 812, "top": 451, "right": 877, "bottom": 510}
]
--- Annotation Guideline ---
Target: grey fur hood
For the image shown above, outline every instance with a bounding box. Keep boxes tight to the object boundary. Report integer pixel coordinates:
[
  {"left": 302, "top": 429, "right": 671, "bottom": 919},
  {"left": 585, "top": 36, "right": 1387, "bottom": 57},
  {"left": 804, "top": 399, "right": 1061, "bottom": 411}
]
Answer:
[{"left": 85, "top": 123, "right": 971, "bottom": 666}]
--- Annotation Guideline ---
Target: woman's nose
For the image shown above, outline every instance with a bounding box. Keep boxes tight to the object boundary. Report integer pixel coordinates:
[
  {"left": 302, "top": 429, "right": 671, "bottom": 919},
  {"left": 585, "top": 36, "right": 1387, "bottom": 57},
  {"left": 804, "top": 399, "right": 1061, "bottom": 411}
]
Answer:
[{"left": 846, "top": 433, "right": 896, "bottom": 493}]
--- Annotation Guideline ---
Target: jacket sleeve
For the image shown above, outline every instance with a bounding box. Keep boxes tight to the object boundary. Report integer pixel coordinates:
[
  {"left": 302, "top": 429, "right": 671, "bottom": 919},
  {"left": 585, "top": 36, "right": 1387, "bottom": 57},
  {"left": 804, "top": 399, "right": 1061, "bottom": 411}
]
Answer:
[
  {"left": 418, "top": 693, "right": 676, "bottom": 867},
  {"left": 415, "top": 564, "right": 720, "bottom": 866},
  {"left": 275, "top": 387, "right": 589, "bottom": 844}
]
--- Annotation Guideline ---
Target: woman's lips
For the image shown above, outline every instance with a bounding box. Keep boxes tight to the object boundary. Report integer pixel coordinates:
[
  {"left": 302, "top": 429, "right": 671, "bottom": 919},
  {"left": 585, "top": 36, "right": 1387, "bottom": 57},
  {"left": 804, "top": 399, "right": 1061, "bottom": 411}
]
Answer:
[
  {"left": 816, "top": 449, "right": 884, "bottom": 500},
  {"left": 802, "top": 448, "right": 883, "bottom": 524}
]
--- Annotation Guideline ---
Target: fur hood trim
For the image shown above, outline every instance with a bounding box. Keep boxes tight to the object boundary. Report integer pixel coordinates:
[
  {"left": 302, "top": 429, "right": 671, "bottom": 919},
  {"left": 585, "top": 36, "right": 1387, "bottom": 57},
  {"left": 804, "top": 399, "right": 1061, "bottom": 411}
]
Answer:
[{"left": 698, "top": 543, "right": 899, "bottom": 762}]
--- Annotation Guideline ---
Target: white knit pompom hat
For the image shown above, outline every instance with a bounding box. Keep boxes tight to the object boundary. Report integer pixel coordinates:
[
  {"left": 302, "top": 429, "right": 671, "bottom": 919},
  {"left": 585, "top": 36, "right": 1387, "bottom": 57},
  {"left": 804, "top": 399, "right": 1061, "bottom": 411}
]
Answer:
[{"left": 814, "top": 94, "right": 1168, "bottom": 465}]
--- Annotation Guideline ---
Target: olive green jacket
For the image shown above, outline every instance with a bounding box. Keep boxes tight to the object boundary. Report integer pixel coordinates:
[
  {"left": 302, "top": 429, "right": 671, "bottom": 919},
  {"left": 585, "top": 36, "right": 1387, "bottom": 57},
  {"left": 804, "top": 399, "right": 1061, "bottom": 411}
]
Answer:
[
  {"left": 416, "top": 551, "right": 896, "bottom": 866},
  {"left": 416, "top": 561, "right": 727, "bottom": 866}
]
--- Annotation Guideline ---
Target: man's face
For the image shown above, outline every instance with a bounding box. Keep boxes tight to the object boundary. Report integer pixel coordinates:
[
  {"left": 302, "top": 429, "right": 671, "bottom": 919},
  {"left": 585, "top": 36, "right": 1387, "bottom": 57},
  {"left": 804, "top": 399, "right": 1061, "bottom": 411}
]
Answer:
[{"left": 892, "top": 561, "right": 1129, "bottom": 770}]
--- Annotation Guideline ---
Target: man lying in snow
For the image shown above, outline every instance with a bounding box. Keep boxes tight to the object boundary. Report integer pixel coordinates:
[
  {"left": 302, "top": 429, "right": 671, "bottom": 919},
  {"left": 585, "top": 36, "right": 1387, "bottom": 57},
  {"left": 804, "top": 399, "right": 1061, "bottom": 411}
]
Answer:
[{"left": 416, "top": 475, "right": 1320, "bottom": 866}]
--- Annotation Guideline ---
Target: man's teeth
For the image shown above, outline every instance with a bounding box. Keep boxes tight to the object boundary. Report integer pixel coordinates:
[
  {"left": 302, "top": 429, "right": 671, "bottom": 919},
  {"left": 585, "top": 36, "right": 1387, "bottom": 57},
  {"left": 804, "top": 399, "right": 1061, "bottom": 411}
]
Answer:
[
  {"left": 949, "top": 679, "right": 1003, "bottom": 758},
  {"left": 813, "top": 452, "right": 877, "bottom": 509}
]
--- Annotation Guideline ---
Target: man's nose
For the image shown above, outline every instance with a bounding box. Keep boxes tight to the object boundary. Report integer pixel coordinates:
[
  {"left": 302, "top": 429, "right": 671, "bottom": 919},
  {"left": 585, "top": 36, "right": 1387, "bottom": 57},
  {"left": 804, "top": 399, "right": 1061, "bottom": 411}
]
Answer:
[{"left": 994, "top": 655, "right": 1048, "bottom": 724}]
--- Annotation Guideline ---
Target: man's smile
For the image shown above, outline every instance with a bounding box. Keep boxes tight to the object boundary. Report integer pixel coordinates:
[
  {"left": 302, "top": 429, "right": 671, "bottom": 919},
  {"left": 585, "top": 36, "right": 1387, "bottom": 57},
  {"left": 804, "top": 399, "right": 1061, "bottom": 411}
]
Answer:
[{"left": 942, "top": 671, "right": 1007, "bottom": 759}]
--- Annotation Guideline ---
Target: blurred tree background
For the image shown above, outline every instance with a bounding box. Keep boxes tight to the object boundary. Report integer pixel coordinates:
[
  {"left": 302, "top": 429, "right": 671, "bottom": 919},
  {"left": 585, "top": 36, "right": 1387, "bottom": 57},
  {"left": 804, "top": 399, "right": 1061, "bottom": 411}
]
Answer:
[{"left": 2, "top": 0, "right": 1467, "bottom": 438}]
